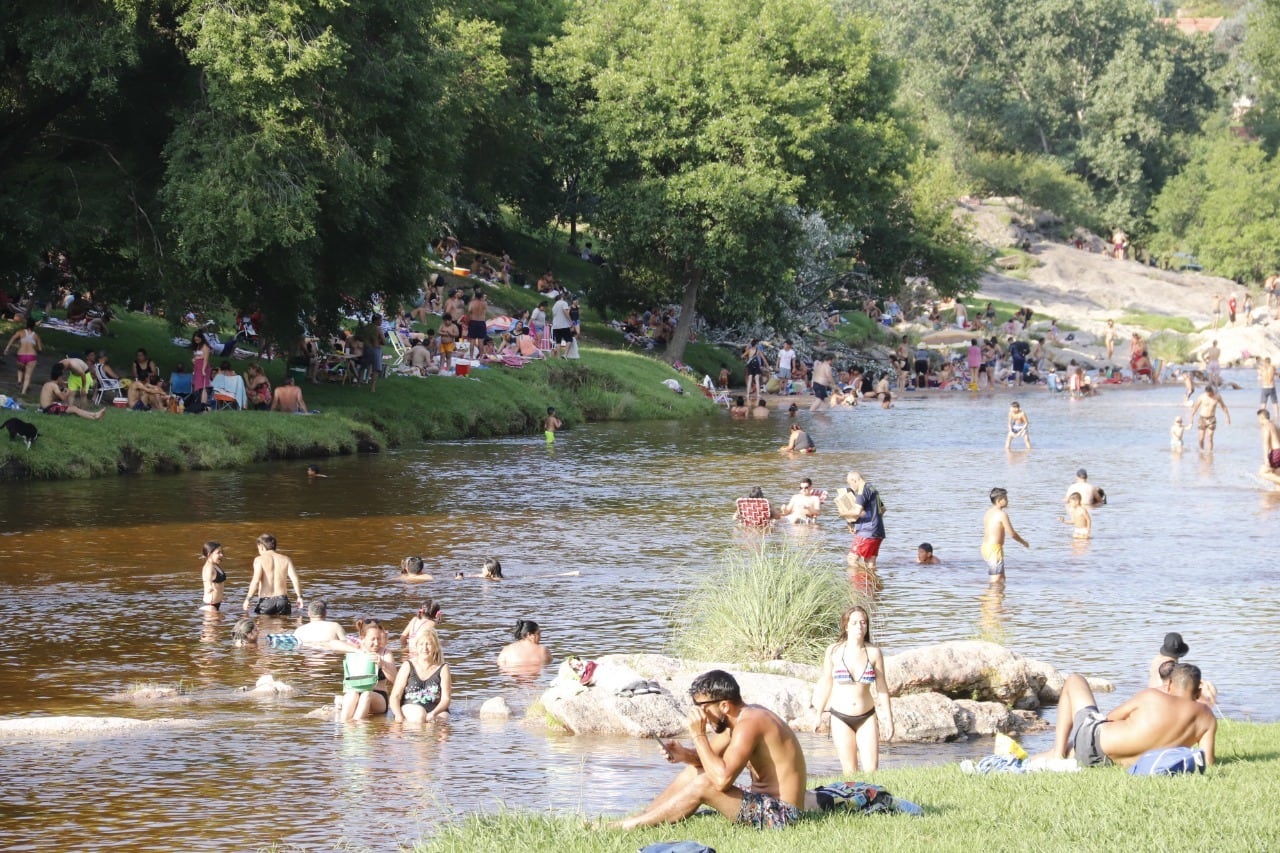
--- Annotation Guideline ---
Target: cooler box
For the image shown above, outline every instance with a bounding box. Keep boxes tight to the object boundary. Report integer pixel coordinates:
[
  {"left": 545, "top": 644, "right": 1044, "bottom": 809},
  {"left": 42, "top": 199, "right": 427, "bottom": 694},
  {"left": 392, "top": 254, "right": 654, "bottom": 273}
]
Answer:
[{"left": 455, "top": 363, "right": 471, "bottom": 377}]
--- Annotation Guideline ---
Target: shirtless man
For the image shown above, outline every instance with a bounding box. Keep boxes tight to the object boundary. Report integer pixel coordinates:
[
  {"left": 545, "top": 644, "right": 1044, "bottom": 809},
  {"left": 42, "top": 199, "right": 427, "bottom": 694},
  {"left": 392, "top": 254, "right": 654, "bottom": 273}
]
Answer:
[
  {"left": 269, "top": 376, "right": 308, "bottom": 413},
  {"left": 466, "top": 290, "right": 489, "bottom": 358},
  {"left": 614, "top": 670, "right": 808, "bottom": 830},
  {"left": 1258, "top": 357, "right": 1278, "bottom": 421},
  {"left": 39, "top": 365, "right": 104, "bottom": 420},
  {"left": 1201, "top": 340, "right": 1222, "bottom": 385},
  {"left": 1064, "top": 468, "right": 1106, "bottom": 506},
  {"left": 809, "top": 355, "right": 834, "bottom": 412},
  {"left": 779, "top": 478, "right": 822, "bottom": 524},
  {"left": 981, "top": 487, "right": 1028, "bottom": 584},
  {"left": 1005, "top": 401, "right": 1030, "bottom": 450},
  {"left": 1192, "top": 385, "right": 1230, "bottom": 451},
  {"left": 1042, "top": 664, "right": 1215, "bottom": 768},
  {"left": 293, "top": 600, "right": 348, "bottom": 646},
  {"left": 1258, "top": 409, "right": 1280, "bottom": 486},
  {"left": 243, "top": 533, "right": 304, "bottom": 615}
]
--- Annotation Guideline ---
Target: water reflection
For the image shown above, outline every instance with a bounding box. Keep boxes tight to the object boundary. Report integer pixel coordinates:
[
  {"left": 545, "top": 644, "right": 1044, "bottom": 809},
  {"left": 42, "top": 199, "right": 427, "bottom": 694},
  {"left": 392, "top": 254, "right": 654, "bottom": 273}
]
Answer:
[{"left": 0, "top": 375, "right": 1278, "bottom": 847}]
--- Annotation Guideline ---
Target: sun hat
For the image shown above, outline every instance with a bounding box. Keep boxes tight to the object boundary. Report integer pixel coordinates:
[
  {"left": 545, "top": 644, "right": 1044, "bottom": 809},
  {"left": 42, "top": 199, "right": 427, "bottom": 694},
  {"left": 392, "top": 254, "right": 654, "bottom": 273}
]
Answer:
[{"left": 1159, "top": 632, "right": 1190, "bottom": 658}]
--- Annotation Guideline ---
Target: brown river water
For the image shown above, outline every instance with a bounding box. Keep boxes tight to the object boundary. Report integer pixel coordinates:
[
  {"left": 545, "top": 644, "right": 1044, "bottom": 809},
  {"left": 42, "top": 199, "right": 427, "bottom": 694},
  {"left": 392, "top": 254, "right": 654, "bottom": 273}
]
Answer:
[{"left": 1, "top": 374, "right": 1277, "bottom": 849}]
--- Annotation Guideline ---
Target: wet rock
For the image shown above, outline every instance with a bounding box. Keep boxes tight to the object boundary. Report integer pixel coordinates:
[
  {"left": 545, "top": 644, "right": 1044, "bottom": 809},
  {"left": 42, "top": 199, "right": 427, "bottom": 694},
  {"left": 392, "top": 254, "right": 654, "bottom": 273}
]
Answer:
[
  {"left": 480, "top": 697, "right": 512, "bottom": 720},
  {"left": 954, "top": 699, "right": 1022, "bottom": 736},
  {"left": 891, "top": 692, "right": 960, "bottom": 742},
  {"left": 243, "top": 674, "right": 296, "bottom": 697},
  {"left": 0, "top": 716, "right": 193, "bottom": 738},
  {"left": 107, "top": 684, "right": 193, "bottom": 705},
  {"left": 886, "top": 641, "right": 1047, "bottom": 705}
]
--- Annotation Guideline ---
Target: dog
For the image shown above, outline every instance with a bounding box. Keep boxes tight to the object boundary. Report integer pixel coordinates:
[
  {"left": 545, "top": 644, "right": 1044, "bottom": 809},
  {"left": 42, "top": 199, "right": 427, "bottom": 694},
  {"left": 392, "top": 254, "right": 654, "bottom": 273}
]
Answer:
[{"left": 2, "top": 417, "right": 38, "bottom": 449}]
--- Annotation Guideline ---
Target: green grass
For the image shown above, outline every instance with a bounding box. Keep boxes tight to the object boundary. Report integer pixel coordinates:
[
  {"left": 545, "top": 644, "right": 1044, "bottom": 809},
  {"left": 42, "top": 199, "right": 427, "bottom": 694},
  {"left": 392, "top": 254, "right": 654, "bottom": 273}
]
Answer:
[
  {"left": 0, "top": 312, "right": 715, "bottom": 480},
  {"left": 813, "top": 312, "right": 888, "bottom": 350},
  {"left": 1119, "top": 313, "right": 1195, "bottom": 334},
  {"left": 1147, "top": 330, "right": 1194, "bottom": 364},
  {"left": 416, "top": 720, "right": 1280, "bottom": 852},
  {"left": 667, "top": 542, "right": 858, "bottom": 666}
]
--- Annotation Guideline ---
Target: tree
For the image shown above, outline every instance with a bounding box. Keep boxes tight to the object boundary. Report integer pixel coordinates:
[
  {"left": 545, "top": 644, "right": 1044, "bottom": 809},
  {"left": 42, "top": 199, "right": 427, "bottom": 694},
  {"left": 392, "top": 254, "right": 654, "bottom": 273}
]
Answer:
[{"left": 537, "top": 0, "right": 918, "bottom": 362}]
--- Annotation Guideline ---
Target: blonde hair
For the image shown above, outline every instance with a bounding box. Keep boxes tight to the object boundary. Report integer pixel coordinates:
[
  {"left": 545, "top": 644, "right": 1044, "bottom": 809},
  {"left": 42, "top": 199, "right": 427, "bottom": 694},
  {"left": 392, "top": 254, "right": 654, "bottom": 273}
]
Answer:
[{"left": 409, "top": 627, "right": 443, "bottom": 665}]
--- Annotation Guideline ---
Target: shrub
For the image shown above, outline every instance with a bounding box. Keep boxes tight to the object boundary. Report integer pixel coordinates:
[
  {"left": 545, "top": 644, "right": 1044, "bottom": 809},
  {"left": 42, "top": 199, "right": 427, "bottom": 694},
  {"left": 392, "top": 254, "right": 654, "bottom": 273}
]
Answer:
[
  {"left": 1147, "top": 330, "right": 1193, "bottom": 364},
  {"left": 668, "top": 541, "right": 856, "bottom": 665}
]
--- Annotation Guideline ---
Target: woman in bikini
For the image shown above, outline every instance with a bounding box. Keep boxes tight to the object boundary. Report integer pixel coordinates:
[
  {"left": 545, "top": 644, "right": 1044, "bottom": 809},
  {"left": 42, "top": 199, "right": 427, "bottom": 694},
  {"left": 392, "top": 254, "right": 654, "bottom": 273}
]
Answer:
[
  {"left": 3, "top": 317, "right": 42, "bottom": 396},
  {"left": 812, "top": 605, "right": 895, "bottom": 773},
  {"left": 200, "top": 541, "right": 227, "bottom": 611},
  {"left": 340, "top": 619, "right": 396, "bottom": 722},
  {"left": 389, "top": 627, "right": 452, "bottom": 723},
  {"left": 191, "top": 331, "right": 213, "bottom": 405}
]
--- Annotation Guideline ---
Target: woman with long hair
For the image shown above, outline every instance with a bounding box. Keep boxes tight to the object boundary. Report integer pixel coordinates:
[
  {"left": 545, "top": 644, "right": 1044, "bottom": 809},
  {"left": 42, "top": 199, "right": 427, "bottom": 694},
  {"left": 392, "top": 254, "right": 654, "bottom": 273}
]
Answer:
[
  {"left": 200, "top": 541, "right": 226, "bottom": 611},
  {"left": 389, "top": 628, "right": 452, "bottom": 723},
  {"left": 812, "top": 606, "right": 895, "bottom": 772}
]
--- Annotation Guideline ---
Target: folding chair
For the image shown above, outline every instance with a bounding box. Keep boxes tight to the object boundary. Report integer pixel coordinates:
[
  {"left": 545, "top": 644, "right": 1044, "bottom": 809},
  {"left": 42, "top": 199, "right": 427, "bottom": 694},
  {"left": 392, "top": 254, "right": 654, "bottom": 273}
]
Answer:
[{"left": 92, "top": 364, "right": 126, "bottom": 405}]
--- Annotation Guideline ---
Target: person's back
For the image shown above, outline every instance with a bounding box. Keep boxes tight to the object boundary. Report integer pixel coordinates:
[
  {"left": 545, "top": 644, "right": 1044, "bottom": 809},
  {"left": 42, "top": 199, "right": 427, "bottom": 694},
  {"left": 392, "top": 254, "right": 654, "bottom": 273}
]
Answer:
[
  {"left": 295, "top": 616, "right": 347, "bottom": 645},
  {"left": 739, "top": 703, "right": 808, "bottom": 808},
  {"left": 1100, "top": 687, "right": 1215, "bottom": 764}
]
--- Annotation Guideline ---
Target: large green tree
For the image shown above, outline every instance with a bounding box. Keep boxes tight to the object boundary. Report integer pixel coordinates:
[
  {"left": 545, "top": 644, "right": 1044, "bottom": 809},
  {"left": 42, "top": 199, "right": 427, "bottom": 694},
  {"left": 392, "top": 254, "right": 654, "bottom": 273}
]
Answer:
[
  {"left": 865, "top": 0, "right": 1220, "bottom": 229},
  {"left": 537, "top": 0, "right": 930, "bottom": 361}
]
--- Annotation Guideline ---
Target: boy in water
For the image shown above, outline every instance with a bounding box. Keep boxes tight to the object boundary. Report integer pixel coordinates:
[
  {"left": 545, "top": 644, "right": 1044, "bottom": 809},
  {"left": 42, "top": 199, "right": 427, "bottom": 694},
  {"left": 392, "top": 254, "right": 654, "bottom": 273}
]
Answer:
[
  {"left": 1005, "top": 401, "right": 1031, "bottom": 450},
  {"left": 1171, "top": 416, "right": 1185, "bottom": 452},
  {"left": 1058, "top": 492, "right": 1092, "bottom": 539},
  {"left": 981, "top": 487, "right": 1029, "bottom": 584},
  {"left": 544, "top": 406, "right": 562, "bottom": 444},
  {"left": 916, "top": 543, "right": 941, "bottom": 565}
]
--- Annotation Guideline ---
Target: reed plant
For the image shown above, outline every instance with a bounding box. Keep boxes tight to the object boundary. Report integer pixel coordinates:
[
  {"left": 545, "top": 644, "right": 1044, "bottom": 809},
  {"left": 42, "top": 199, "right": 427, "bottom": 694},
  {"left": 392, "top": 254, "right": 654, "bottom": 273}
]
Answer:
[
  {"left": 415, "top": 720, "right": 1280, "bottom": 853},
  {"left": 1146, "top": 330, "right": 1194, "bottom": 365},
  {"left": 667, "top": 541, "right": 855, "bottom": 666}
]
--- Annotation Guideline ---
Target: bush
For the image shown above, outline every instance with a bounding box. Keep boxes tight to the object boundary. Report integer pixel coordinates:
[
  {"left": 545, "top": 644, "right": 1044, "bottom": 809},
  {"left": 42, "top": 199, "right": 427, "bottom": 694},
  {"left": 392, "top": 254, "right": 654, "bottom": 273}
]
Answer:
[
  {"left": 1147, "top": 330, "right": 1193, "bottom": 364},
  {"left": 965, "top": 151, "right": 1101, "bottom": 233},
  {"left": 668, "top": 541, "right": 856, "bottom": 665}
]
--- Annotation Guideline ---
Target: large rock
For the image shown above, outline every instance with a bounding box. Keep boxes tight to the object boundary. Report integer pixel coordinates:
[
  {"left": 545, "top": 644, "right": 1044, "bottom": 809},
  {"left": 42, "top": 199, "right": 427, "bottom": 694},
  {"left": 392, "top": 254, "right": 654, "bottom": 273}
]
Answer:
[
  {"left": 887, "top": 641, "right": 1047, "bottom": 706},
  {"left": 890, "top": 693, "right": 960, "bottom": 742}
]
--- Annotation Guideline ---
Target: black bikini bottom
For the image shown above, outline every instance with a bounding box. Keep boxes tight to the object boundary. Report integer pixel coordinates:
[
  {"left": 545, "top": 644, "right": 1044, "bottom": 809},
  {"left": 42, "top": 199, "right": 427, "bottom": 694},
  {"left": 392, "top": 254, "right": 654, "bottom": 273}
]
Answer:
[{"left": 829, "top": 707, "right": 875, "bottom": 731}]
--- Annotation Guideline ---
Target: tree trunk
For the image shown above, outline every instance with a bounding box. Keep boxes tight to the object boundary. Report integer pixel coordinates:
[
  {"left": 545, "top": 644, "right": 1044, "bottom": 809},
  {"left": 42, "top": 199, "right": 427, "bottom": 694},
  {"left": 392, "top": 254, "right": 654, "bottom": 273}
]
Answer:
[{"left": 665, "top": 270, "right": 700, "bottom": 364}]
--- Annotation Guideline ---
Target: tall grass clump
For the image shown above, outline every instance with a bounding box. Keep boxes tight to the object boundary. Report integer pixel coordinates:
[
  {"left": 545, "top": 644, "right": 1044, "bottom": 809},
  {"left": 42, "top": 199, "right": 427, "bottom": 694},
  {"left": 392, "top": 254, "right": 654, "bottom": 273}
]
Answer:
[
  {"left": 1119, "top": 313, "right": 1195, "bottom": 334},
  {"left": 1147, "top": 330, "right": 1193, "bottom": 364},
  {"left": 668, "top": 542, "right": 855, "bottom": 665}
]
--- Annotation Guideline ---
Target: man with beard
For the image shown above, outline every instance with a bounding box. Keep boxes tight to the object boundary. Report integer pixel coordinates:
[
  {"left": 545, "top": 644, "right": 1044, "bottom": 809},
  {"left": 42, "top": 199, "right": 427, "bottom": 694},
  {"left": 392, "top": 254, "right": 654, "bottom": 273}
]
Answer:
[{"left": 613, "top": 670, "right": 807, "bottom": 830}]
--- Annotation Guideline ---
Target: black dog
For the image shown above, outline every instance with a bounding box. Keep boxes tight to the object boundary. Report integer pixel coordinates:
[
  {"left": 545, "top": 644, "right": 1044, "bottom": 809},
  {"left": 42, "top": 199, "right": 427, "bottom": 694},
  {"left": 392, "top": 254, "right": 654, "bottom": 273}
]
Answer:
[{"left": 2, "top": 417, "right": 38, "bottom": 449}]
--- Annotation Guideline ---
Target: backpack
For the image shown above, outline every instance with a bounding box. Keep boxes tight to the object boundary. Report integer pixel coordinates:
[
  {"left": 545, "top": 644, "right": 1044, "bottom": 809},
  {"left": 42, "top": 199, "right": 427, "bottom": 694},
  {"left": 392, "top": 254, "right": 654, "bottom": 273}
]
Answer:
[{"left": 1128, "top": 747, "right": 1205, "bottom": 776}]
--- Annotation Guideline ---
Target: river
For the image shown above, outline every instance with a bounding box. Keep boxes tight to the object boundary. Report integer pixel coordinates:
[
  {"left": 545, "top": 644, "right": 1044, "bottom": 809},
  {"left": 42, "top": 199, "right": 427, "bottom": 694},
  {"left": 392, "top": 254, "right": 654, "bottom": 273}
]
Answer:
[{"left": 0, "top": 375, "right": 1276, "bottom": 849}]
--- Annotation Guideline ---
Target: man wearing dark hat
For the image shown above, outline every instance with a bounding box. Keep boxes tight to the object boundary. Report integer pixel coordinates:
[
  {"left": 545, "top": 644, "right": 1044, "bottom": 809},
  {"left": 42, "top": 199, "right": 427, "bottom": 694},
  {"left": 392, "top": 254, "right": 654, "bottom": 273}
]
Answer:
[
  {"left": 1147, "top": 632, "right": 1189, "bottom": 686},
  {"left": 1065, "top": 468, "right": 1106, "bottom": 506}
]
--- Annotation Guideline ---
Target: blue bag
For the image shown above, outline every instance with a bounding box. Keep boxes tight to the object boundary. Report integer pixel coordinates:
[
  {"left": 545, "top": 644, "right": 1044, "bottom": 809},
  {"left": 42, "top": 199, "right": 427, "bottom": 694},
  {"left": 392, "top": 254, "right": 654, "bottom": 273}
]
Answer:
[{"left": 1128, "top": 747, "right": 1205, "bottom": 776}]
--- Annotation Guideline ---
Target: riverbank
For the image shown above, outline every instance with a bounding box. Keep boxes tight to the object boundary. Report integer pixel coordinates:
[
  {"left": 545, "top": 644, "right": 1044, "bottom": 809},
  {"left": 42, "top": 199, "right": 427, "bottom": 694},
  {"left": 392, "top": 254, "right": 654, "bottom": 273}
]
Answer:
[
  {"left": 0, "top": 309, "right": 714, "bottom": 480},
  {"left": 418, "top": 720, "right": 1280, "bottom": 852}
]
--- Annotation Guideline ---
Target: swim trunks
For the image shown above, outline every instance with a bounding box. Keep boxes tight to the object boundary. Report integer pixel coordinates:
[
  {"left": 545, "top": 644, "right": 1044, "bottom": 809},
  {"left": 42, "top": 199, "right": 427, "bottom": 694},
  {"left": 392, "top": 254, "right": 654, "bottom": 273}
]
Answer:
[
  {"left": 254, "top": 595, "right": 292, "bottom": 616},
  {"left": 553, "top": 326, "right": 574, "bottom": 344},
  {"left": 467, "top": 320, "right": 489, "bottom": 342},
  {"left": 736, "top": 790, "right": 799, "bottom": 830},
  {"left": 1201, "top": 415, "right": 1217, "bottom": 431},
  {"left": 17, "top": 353, "right": 36, "bottom": 365},
  {"left": 42, "top": 403, "right": 67, "bottom": 415},
  {"left": 1270, "top": 449, "right": 1280, "bottom": 470},
  {"left": 851, "top": 536, "right": 882, "bottom": 559},
  {"left": 1072, "top": 705, "right": 1112, "bottom": 767},
  {"left": 544, "top": 429, "right": 555, "bottom": 443},
  {"left": 440, "top": 342, "right": 455, "bottom": 354},
  {"left": 1263, "top": 387, "right": 1277, "bottom": 404},
  {"left": 981, "top": 542, "right": 1005, "bottom": 575},
  {"left": 812, "top": 382, "right": 829, "bottom": 401},
  {"left": 1073, "top": 529, "right": 1090, "bottom": 539},
  {"left": 1010, "top": 422, "right": 1025, "bottom": 435}
]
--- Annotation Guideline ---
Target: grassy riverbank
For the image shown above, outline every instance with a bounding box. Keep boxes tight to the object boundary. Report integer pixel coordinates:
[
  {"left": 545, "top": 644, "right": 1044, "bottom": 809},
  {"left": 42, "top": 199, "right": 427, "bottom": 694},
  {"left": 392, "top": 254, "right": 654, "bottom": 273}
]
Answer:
[
  {"left": 417, "top": 720, "right": 1280, "bottom": 853},
  {"left": 0, "top": 309, "right": 715, "bottom": 480}
]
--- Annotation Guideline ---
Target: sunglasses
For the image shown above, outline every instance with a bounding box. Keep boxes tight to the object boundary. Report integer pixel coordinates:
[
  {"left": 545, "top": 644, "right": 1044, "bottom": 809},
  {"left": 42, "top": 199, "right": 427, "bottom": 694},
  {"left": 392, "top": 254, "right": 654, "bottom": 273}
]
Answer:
[{"left": 691, "top": 698, "right": 722, "bottom": 707}]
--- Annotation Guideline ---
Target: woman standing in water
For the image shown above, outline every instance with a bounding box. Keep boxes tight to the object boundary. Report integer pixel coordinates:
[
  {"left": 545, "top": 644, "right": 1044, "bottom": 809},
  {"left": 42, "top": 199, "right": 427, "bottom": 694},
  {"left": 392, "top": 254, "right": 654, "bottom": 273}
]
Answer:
[
  {"left": 497, "top": 619, "right": 552, "bottom": 669},
  {"left": 200, "top": 541, "right": 226, "bottom": 611},
  {"left": 812, "top": 606, "right": 895, "bottom": 773}
]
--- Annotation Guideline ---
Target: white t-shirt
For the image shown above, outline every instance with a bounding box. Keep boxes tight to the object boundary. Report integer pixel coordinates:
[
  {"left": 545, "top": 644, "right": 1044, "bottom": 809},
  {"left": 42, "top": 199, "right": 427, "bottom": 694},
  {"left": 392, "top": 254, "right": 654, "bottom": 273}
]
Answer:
[
  {"left": 531, "top": 307, "right": 546, "bottom": 329},
  {"left": 777, "top": 348, "right": 796, "bottom": 371},
  {"left": 552, "top": 298, "right": 572, "bottom": 330}
]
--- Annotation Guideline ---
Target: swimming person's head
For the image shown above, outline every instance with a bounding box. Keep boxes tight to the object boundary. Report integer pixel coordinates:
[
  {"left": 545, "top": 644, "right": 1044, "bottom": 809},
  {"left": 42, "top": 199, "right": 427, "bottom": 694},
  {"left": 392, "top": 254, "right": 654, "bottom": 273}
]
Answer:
[
  {"left": 513, "top": 619, "right": 541, "bottom": 641},
  {"left": 308, "top": 600, "right": 328, "bottom": 618},
  {"left": 231, "top": 617, "right": 258, "bottom": 646},
  {"left": 482, "top": 557, "right": 503, "bottom": 579},
  {"left": 990, "top": 487, "right": 1009, "bottom": 505},
  {"left": 917, "top": 543, "right": 933, "bottom": 561},
  {"left": 840, "top": 606, "right": 872, "bottom": 643}
]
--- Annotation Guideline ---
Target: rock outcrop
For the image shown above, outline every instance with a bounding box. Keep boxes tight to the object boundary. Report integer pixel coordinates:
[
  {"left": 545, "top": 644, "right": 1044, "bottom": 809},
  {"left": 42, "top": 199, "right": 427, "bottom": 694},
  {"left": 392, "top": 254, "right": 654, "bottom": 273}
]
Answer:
[{"left": 0, "top": 716, "right": 194, "bottom": 738}]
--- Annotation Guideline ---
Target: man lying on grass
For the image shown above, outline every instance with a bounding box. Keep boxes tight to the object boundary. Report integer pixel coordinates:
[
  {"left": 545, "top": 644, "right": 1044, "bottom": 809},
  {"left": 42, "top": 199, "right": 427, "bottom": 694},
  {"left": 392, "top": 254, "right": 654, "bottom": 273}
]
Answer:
[
  {"left": 1042, "top": 663, "right": 1216, "bottom": 768},
  {"left": 613, "top": 670, "right": 807, "bottom": 830}
]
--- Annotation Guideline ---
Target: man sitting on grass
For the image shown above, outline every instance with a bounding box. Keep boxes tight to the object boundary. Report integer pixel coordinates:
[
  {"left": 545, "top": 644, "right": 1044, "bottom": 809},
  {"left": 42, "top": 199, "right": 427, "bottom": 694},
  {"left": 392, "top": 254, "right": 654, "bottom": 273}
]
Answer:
[
  {"left": 1041, "top": 664, "right": 1216, "bottom": 768},
  {"left": 613, "top": 670, "right": 807, "bottom": 830}
]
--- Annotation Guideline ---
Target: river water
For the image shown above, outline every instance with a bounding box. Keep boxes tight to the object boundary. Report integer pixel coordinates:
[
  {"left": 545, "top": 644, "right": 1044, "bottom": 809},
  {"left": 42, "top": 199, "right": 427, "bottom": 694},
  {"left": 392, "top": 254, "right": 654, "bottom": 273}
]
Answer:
[{"left": 1, "top": 375, "right": 1276, "bottom": 849}]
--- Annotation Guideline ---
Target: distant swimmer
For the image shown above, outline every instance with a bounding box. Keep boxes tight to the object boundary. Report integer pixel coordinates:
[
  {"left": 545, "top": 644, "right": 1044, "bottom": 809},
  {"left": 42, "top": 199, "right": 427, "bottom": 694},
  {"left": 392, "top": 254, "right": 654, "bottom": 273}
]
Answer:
[
  {"left": 916, "top": 542, "right": 940, "bottom": 565},
  {"left": 779, "top": 422, "right": 816, "bottom": 454},
  {"left": 293, "top": 600, "right": 349, "bottom": 647},
  {"left": 1192, "top": 386, "right": 1231, "bottom": 452},
  {"left": 981, "top": 487, "right": 1029, "bottom": 584},
  {"left": 306, "top": 464, "right": 328, "bottom": 478},
  {"left": 1171, "top": 416, "right": 1185, "bottom": 452},
  {"left": 400, "top": 556, "right": 434, "bottom": 582},
  {"left": 730, "top": 396, "right": 749, "bottom": 418},
  {"left": 544, "top": 406, "right": 562, "bottom": 444},
  {"left": 1258, "top": 409, "right": 1280, "bottom": 487},
  {"left": 1005, "top": 401, "right": 1031, "bottom": 450},
  {"left": 1057, "top": 492, "right": 1092, "bottom": 539},
  {"left": 1065, "top": 468, "right": 1106, "bottom": 507},
  {"left": 751, "top": 399, "right": 770, "bottom": 419},
  {"left": 455, "top": 556, "right": 504, "bottom": 580}
]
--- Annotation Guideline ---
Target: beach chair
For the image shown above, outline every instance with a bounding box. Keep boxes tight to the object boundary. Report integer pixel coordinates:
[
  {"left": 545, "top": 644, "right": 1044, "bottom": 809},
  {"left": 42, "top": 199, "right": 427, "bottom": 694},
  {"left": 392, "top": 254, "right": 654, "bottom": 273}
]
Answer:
[
  {"left": 92, "top": 364, "right": 125, "bottom": 405},
  {"left": 700, "top": 384, "right": 731, "bottom": 408},
  {"left": 734, "top": 497, "right": 773, "bottom": 530}
]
